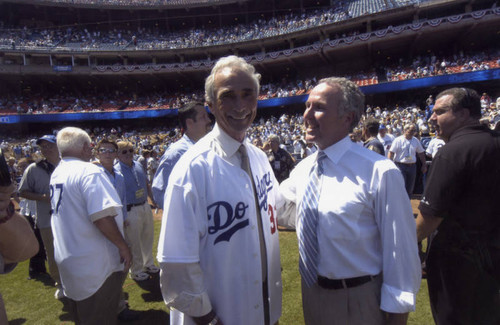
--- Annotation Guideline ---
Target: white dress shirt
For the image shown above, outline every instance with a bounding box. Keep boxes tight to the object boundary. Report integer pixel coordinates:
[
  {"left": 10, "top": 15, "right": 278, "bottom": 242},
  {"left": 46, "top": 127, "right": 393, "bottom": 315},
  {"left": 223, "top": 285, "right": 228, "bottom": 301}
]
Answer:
[
  {"left": 280, "top": 136, "right": 421, "bottom": 313},
  {"left": 389, "top": 136, "right": 424, "bottom": 164}
]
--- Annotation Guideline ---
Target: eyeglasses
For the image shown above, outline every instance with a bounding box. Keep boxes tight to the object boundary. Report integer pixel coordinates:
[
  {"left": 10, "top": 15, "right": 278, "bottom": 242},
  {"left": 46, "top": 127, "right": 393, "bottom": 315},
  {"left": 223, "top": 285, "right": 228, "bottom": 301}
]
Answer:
[
  {"left": 98, "top": 148, "right": 117, "bottom": 154},
  {"left": 121, "top": 149, "right": 134, "bottom": 154}
]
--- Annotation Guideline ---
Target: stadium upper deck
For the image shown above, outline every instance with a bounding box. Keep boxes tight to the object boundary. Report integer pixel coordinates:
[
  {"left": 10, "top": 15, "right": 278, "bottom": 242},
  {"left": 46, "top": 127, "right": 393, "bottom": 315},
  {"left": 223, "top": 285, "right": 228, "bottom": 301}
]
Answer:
[
  {"left": 0, "top": 0, "right": 498, "bottom": 121},
  {"left": 0, "top": 0, "right": 427, "bottom": 10}
]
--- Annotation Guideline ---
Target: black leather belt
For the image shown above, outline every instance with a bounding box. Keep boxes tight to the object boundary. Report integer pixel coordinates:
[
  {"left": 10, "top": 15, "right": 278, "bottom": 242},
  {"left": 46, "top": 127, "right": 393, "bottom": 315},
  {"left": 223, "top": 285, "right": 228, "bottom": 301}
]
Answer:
[
  {"left": 126, "top": 201, "right": 146, "bottom": 211},
  {"left": 317, "top": 274, "right": 376, "bottom": 290}
]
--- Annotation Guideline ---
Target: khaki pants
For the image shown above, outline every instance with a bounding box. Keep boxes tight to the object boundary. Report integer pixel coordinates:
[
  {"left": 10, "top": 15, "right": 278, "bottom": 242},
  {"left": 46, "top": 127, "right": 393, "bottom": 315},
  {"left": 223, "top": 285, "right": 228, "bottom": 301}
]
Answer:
[
  {"left": 301, "top": 274, "right": 384, "bottom": 325},
  {"left": 39, "top": 227, "right": 60, "bottom": 285},
  {"left": 124, "top": 204, "right": 155, "bottom": 275}
]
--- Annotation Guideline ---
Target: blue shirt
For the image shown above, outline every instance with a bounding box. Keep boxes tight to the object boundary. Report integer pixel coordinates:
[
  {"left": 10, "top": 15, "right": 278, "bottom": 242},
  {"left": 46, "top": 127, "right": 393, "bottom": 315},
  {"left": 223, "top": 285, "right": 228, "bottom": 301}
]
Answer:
[
  {"left": 115, "top": 160, "right": 148, "bottom": 205},
  {"left": 98, "top": 164, "right": 128, "bottom": 219},
  {"left": 152, "top": 134, "right": 194, "bottom": 208}
]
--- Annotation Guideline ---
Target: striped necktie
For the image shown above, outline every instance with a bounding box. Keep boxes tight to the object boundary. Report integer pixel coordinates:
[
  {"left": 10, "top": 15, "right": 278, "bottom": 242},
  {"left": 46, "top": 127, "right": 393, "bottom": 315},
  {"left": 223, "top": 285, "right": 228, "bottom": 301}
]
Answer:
[{"left": 298, "top": 150, "right": 326, "bottom": 287}]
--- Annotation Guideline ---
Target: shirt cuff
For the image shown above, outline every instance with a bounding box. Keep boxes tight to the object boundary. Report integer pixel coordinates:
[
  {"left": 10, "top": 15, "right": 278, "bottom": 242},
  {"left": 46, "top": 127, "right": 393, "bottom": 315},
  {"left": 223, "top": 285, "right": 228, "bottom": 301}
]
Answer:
[
  {"left": 89, "top": 206, "right": 119, "bottom": 223},
  {"left": 159, "top": 262, "right": 212, "bottom": 317},
  {"left": 380, "top": 283, "right": 416, "bottom": 313},
  {"left": 169, "top": 291, "right": 212, "bottom": 317}
]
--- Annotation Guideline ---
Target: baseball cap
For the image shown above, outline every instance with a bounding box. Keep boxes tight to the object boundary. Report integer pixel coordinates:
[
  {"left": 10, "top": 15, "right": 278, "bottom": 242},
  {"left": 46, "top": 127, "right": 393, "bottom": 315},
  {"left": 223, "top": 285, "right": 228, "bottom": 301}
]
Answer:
[
  {"left": 379, "top": 124, "right": 387, "bottom": 130},
  {"left": 36, "top": 135, "right": 57, "bottom": 145}
]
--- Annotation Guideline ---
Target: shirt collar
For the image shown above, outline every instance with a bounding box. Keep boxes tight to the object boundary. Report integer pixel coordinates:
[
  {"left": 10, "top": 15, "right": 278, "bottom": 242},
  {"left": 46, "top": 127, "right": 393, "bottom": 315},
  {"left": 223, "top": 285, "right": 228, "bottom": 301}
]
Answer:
[
  {"left": 321, "top": 135, "right": 352, "bottom": 164},
  {"left": 448, "top": 123, "right": 485, "bottom": 142},
  {"left": 182, "top": 133, "right": 195, "bottom": 145},
  {"left": 211, "top": 123, "right": 246, "bottom": 159}
]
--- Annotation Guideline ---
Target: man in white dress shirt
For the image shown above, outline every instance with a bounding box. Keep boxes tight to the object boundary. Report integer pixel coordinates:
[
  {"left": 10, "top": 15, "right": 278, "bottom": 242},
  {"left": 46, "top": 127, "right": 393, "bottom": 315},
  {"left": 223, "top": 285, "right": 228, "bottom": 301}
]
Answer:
[
  {"left": 388, "top": 124, "right": 427, "bottom": 197},
  {"left": 280, "top": 78, "right": 421, "bottom": 325},
  {"left": 157, "top": 56, "right": 282, "bottom": 325}
]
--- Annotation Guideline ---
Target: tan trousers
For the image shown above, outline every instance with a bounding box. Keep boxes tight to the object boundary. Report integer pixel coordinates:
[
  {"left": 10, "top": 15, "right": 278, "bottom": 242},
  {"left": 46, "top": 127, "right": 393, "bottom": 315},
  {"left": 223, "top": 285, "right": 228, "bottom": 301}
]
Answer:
[
  {"left": 124, "top": 203, "right": 155, "bottom": 275},
  {"left": 39, "top": 227, "right": 60, "bottom": 285},
  {"left": 301, "top": 274, "right": 385, "bottom": 325}
]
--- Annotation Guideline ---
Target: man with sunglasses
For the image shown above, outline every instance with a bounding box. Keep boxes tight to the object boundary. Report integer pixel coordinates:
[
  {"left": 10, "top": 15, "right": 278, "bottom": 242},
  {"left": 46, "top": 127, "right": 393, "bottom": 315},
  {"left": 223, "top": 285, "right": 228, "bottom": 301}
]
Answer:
[
  {"left": 417, "top": 88, "right": 500, "bottom": 324},
  {"left": 95, "top": 139, "right": 141, "bottom": 322},
  {"left": 115, "top": 141, "right": 159, "bottom": 282},
  {"left": 152, "top": 101, "right": 212, "bottom": 208}
]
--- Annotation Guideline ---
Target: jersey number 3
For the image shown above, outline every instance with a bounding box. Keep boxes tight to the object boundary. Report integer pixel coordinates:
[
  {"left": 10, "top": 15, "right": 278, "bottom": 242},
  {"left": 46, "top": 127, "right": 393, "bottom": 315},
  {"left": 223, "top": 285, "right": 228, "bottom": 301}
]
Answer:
[
  {"left": 268, "top": 204, "right": 277, "bottom": 234},
  {"left": 50, "top": 183, "right": 64, "bottom": 214}
]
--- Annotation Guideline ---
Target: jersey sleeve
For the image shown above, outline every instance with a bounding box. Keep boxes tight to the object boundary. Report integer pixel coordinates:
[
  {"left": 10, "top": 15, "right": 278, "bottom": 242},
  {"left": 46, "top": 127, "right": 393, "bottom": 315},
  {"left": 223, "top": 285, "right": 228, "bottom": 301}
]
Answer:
[
  {"left": 157, "top": 165, "right": 205, "bottom": 263},
  {"left": 81, "top": 171, "right": 121, "bottom": 222}
]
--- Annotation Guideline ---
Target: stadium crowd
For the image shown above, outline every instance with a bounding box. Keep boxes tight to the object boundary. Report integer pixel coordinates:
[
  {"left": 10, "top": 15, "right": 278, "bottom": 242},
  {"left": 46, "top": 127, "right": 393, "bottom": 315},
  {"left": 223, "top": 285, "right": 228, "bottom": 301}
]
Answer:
[
  {"left": 0, "top": 0, "right": 428, "bottom": 51},
  {"left": 3, "top": 92, "right": 499, "bottom": 182},
  {"left": 0, "top": 49, "right": 498, "bottom": 115}
]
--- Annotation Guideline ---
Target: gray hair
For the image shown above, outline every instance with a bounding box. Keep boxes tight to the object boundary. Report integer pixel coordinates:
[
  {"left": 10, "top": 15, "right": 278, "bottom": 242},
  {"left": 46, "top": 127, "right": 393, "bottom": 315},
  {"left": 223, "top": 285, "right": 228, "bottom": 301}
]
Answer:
[
  {"left": 318, "top": 77, "right": 365, "bottom": 130},
  {"left": 403, "top": 123, "right": 416, "bottom": 131},
  {"left": 267, "top": 134, "right": 280, "bottom": 143},
  {"left": 57, "top": 127, "right": 91, "bottom": 157},
  {"left": 205, "top": 55, "right": 261, "bottom": 104}
]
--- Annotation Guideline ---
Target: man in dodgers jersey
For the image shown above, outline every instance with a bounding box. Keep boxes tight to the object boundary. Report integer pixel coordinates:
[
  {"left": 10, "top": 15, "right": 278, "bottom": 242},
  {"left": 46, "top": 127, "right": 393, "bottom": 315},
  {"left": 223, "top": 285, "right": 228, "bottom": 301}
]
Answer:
[
  {"left": 50, "top": 127, "right": 132, "bottom": 324},
  {"left": 157, "top": 55, "right": 283, "bottom": 325}
]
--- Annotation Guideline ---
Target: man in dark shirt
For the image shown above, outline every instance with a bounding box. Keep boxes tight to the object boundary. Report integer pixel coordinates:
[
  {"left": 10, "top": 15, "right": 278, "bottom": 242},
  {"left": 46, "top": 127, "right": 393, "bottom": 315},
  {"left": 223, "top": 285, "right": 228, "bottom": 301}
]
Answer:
[
  {"left": 417, "top": 87, "right": 500, "bottom": 325},
  {"left": 362, "top": 118, "right": 385, "bottom": 156},
  {"left": 266, "top": 134, "right": 295, "bottom": 183}
]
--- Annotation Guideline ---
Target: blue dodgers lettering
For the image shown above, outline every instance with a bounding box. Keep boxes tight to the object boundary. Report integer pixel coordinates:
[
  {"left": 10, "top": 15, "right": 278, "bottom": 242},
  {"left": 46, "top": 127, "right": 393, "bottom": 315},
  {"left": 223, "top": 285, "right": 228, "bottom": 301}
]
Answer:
[
  {"left": 207, "top": 201, "right": 250, "bottom": 244},
  {"left": 255, "top": 172, "right": 273, "bottom": 211}
]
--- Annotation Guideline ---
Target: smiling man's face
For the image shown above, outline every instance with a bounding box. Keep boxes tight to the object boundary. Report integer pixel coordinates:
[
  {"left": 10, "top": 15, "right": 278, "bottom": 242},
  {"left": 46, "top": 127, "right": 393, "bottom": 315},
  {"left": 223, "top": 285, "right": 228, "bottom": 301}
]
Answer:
[{"left": 209, "top": 67, "right": 258, "bottom": 142}]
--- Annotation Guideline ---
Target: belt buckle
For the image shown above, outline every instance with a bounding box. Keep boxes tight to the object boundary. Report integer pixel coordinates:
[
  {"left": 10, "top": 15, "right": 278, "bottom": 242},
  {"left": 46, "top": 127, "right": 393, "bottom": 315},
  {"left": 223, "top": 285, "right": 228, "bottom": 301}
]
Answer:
[{"left": 341, "top": 279, "right": 347, "bottom": 289}]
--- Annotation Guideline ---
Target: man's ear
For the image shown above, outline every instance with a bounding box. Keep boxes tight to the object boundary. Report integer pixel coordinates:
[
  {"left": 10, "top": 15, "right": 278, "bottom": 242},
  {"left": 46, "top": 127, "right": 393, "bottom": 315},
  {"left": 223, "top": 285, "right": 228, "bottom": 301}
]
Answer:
[
  {"left": 458, "top": 107, "right": 471, "bottom": 120},
  {"left": 185, "top": 118, "right": 195, "bottom": 128},
  {"left": 343, "top": 111, "right": 355, "bottom": 127},
  {"left": 207, "top": 102, "right": 214, "bottom": 114}
]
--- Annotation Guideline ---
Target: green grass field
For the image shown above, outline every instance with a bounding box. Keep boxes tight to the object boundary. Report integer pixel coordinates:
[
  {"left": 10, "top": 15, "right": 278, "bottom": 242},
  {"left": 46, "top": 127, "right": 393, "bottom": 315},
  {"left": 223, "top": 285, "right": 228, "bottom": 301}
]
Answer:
[{"left": 0, "top": 221, "right": 433, "bottom": 324}]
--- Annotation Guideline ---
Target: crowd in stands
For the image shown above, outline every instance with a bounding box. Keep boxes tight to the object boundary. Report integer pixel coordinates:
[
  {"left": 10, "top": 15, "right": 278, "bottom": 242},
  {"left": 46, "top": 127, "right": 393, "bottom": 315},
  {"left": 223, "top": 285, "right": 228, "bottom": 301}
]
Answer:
[
  {"left": 6, "top": 0, "right": 431, "bottom": 9},
  {"left": 385, "top": 51, "right": 498, "bottom": 81},
  {"left": 2, "top": 90, "right": 499, "bottom": 183},
  {"left": 0, "top": 49, "right": 498, "bottom": 115},
  {"left": 19, "top": 0, "right": 240, "bottom": 7},
  {"left": 0, "top": 0, "right": 428, "bottom": 51}
]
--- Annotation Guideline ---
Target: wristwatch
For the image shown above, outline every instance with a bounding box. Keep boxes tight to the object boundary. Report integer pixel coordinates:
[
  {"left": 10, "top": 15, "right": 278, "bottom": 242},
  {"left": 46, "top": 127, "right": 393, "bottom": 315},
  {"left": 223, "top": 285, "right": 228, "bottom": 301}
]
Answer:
[
  {"left": 0, "top": 201, "right": 15, "bottom": 224},
  {"left": 208, "top": 316, "right": 220, "bottom": 325}
]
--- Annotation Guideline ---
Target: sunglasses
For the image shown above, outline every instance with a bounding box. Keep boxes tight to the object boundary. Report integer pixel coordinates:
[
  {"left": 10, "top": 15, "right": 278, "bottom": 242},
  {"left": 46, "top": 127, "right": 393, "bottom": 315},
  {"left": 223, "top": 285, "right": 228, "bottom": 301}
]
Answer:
[
  {"left": 121, "top": 149, "right": 134, "bottom": 154},
  {"left": 98, "top": 148, "right": 117, "bottom": 154}
]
